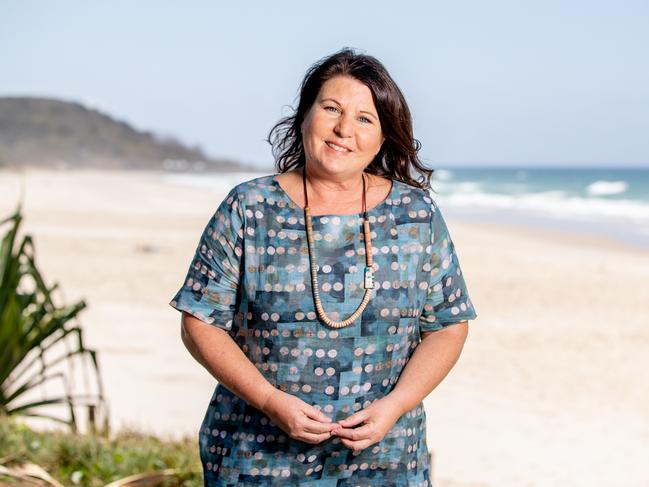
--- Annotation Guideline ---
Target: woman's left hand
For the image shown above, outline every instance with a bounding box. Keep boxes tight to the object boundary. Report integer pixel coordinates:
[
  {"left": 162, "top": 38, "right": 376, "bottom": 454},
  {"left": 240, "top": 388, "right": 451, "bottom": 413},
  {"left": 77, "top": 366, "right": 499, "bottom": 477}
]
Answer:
[{"left": 331, "top": 395, "right": 404, "bottom": 453}]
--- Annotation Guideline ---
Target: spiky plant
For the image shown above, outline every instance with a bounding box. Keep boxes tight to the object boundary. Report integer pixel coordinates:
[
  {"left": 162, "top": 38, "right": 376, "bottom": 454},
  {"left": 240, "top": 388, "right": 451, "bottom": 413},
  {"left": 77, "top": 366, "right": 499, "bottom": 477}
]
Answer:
[{"left": 0, "top": 205, "right": 108, "bottom": 434}]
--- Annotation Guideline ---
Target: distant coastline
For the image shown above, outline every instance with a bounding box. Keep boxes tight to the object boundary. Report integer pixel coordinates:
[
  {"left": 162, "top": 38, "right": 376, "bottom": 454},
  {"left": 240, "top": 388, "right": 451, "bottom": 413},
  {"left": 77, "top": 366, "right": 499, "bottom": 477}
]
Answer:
[{"left": 0, "top": 96, "right": 257, "bottom": 172}]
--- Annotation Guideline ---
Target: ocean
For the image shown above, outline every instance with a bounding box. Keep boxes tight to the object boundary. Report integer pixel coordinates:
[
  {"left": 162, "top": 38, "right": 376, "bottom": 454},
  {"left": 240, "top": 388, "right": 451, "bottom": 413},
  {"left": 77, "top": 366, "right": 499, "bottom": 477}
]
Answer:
[{"left": 163, "top": 166, "right": 649, "bottom": 248}]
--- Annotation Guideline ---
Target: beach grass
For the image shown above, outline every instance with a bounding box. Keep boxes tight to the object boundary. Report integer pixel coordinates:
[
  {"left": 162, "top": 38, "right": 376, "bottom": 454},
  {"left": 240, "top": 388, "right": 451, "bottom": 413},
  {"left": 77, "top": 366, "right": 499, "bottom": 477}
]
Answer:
[{"left": 0, "top": 416, "right": 202, "bottom": 486}]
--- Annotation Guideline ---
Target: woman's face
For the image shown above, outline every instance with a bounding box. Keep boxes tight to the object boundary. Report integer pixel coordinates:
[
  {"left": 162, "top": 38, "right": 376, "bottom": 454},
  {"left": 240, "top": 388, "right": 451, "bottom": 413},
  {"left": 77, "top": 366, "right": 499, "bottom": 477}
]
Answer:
[{"left": 301, "top": 75, "right": 385, "bottom": 180}]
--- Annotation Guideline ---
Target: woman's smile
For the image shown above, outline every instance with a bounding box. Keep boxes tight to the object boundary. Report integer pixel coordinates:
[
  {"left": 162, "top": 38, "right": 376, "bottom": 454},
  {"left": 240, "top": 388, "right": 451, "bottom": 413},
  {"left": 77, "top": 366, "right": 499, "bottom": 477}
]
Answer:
[{"left": 325, "top": 140, "right": 352, "bottom": 154}]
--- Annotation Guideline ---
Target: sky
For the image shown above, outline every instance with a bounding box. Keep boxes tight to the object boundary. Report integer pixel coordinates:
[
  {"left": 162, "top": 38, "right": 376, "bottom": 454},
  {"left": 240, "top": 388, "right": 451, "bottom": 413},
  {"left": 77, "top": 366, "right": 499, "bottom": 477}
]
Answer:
[{"left": 1, "top": 0, "right": 648, "bottom": 169}]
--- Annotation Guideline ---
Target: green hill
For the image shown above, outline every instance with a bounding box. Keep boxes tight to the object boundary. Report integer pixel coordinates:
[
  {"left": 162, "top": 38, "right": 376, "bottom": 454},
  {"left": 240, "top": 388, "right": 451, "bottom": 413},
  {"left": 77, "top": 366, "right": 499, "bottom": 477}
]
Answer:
[{"left": 0, "top": 97, "right": 252, "bottom": 171}]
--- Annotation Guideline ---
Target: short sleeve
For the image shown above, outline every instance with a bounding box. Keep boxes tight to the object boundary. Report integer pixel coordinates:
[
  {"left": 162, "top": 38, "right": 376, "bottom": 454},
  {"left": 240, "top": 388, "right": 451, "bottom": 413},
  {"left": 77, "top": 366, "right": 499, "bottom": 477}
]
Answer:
[
  {"left": 169, "top": 187, "right": 245, "bottom": 331},
  {"left": 419, "top": 199, "right": 477, "bottom": 332}
]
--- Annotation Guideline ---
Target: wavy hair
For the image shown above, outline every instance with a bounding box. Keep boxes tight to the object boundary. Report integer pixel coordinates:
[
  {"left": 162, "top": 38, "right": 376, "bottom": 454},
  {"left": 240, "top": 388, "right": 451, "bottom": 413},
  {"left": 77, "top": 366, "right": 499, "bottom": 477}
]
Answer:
[{"left": 266, "top": 48, "right": 433, "bottom": 190}]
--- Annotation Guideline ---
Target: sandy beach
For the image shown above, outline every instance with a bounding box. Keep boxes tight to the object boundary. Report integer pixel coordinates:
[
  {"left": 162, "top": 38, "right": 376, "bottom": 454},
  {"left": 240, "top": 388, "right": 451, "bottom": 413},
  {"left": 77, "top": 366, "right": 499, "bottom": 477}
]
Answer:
[{"left": 1, "top": 168, "right": 647, "bottom": 487}]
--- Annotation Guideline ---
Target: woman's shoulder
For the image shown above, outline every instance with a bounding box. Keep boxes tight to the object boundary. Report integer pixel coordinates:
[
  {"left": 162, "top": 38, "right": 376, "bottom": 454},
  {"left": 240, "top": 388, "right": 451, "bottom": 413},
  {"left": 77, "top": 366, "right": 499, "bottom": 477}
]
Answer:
[
  {"left": 206, "top": 175, "right": 279, "bottom": 230},
  {"left": 391, "top": 178, "right": 435, "bottom": 207},
  {"left": 385, "top": 179, "right": 447, "bottom": 230}
]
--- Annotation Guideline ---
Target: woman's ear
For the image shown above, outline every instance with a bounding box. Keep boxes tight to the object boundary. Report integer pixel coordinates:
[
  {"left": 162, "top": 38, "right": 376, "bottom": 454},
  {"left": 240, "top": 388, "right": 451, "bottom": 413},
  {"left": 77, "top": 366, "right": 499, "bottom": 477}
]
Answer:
[{"left": 376, "top": 136, "right": 386, "bottom": 157}]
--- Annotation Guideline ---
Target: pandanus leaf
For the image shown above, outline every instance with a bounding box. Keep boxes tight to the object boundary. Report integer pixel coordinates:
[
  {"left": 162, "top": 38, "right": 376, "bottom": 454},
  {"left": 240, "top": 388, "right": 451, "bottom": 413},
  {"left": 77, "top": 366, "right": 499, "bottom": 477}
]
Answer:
[{"left": 0, "top": 205, "right": 107, "bottom": 433}]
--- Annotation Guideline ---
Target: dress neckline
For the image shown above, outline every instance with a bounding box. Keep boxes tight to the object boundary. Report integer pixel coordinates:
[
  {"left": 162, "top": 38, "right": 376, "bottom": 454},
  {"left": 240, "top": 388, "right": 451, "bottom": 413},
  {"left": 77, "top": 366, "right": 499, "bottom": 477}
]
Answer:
[{"left": 271, "top": 173, "right": 395, "bottom": 218}]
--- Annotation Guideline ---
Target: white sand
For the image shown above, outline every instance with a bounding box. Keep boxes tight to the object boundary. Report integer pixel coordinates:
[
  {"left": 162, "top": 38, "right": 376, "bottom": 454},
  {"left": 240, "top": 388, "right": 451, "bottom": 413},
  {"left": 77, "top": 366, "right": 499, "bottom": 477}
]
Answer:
[{"left": 1, "top": 168, "right": 647, "bottom": 487}]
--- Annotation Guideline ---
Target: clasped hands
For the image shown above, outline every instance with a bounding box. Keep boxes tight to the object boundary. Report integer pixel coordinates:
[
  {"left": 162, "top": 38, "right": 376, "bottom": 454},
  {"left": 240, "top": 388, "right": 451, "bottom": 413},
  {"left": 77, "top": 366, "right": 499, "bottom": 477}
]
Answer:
[{"left": 262, "top": 389, "right": 404, "bottom": 453}]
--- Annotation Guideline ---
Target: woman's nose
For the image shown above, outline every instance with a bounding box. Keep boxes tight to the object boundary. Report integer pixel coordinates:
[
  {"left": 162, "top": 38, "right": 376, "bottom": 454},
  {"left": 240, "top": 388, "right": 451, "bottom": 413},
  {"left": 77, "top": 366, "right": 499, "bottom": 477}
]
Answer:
[{"left": 334, "top": 113, "right": 354, "bottom": 138}]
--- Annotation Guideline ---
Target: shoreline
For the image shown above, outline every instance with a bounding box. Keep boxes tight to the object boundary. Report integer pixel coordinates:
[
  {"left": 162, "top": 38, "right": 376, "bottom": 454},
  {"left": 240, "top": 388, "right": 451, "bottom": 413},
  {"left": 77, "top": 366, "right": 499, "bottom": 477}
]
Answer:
[
  {"left": 4, "top": 166, "right": 646, "bottom": 251},
  {"left": 444, "top": 207, "right": 649, "bottom": 250},
  {"left": 448, "top": 215, "right": 649, "bottom": 255}
]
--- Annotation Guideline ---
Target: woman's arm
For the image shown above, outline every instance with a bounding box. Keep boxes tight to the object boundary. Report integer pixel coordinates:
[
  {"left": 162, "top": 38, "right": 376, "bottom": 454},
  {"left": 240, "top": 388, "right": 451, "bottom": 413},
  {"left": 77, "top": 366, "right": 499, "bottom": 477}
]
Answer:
[
  {"left": 332, "top": 321, "right": 469, "bottom": 451},
  {"left": 180, "top": 311, "right": 276, "bottom": 411},
  {"left": 387, "top": 321, "right": 469, "bottom": 413},
  {"left": 180, "top": 312, "right": 338, "bottom": 443}
]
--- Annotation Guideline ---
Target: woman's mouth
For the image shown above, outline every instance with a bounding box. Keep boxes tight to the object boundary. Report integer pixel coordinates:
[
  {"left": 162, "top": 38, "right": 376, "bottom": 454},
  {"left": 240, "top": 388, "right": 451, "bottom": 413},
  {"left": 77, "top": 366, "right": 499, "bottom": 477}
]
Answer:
[{"left": 325, "top": 141, "right": 351, "bottom": 153}]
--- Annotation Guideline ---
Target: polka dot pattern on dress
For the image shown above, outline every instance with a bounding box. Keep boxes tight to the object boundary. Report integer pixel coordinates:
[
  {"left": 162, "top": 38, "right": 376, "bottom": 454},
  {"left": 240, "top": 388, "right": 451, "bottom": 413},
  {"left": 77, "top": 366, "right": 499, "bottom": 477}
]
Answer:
[{"left": 169, "top": 174, "right": 477, "bottom": 485}]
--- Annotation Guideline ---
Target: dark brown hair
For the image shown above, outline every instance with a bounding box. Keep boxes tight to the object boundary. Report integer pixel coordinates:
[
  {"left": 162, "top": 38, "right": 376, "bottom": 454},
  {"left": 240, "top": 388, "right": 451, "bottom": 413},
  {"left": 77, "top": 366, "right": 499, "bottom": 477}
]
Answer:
[{"left": 266, "top": 47, "right": 433, "bottom": 190}]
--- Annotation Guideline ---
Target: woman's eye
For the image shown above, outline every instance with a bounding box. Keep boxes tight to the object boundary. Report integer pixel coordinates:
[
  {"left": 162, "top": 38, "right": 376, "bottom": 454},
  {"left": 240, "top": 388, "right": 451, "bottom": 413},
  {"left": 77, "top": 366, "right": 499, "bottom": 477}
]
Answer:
[{"left": 324, "top": 106, "right": 371, "bottom": 123}]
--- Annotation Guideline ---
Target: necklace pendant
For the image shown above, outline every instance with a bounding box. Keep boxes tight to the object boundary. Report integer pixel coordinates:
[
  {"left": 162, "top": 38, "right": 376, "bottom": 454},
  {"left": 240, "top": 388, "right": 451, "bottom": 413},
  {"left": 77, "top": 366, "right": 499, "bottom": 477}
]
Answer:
[{"left": 364, "top": 266, "right": 375, "bottom": 289}]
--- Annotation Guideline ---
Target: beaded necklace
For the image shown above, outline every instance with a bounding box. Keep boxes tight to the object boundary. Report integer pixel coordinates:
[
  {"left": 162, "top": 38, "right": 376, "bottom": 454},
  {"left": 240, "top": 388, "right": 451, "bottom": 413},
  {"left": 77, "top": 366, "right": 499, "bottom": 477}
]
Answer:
[{"left": 302, "top": 167, "right": 375, "bottom": 328}]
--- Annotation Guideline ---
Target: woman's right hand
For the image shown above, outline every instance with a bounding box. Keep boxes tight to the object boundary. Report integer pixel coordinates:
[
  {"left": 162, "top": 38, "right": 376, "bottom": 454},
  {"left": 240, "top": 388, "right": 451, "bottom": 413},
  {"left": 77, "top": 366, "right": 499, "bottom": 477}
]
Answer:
[{"left": 261, "top": 389, "right": 339, "bottom": 444}]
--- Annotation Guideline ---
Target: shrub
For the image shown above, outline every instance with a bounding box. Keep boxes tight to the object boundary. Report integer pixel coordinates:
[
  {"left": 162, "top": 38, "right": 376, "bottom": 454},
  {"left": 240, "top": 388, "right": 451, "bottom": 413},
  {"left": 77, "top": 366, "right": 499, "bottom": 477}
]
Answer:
[{"left": 0, "top": 205, "right": 107, "bottom": 433}]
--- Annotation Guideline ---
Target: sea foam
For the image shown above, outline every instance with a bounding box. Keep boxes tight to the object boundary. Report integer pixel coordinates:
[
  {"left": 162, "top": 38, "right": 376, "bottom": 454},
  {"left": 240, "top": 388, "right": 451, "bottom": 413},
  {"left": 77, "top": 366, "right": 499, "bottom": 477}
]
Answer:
[{"left": 586, "top": 180, "right": 629, "bottom": 196}]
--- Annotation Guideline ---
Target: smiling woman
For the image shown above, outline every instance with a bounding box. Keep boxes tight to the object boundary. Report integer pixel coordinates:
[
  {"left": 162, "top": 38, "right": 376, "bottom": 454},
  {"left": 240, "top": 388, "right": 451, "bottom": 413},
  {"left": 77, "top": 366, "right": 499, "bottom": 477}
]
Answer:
[
  {"left": 300, "top": 76, "right": 385, "bottom": 186},
  {"left": 169, "top": 47, "right": 478, "bottom": 486}
]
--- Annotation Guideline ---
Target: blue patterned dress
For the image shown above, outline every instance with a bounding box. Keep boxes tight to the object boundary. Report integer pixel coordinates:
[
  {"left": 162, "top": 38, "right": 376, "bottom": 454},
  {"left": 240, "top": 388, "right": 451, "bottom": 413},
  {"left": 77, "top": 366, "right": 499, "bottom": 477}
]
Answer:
[{"left": 169, "top": 174, "right": 477, "bottom": 486}]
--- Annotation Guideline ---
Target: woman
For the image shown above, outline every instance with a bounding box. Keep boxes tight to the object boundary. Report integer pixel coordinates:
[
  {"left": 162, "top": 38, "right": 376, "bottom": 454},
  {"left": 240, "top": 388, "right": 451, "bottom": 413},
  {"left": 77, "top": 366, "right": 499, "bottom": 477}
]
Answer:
[{"left": 170, "top": 48, "right": 477, "bottom": 486}]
